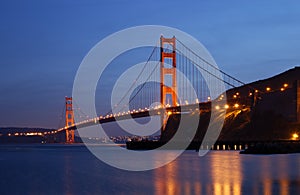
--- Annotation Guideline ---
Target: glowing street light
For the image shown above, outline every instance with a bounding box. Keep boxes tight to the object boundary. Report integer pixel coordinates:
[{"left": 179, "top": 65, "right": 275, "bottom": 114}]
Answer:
[
  {"left": 266, "top": 87, "right": 271, "bottom": 92},
  {"left": 234, "top": 103, "right": 239, "bottom": 108},
  {"left": 292, "top": 133, "right": 299, "bottom": 140},
  {"left": 283, "top": 83, "right": 288, "bottom": 88}
]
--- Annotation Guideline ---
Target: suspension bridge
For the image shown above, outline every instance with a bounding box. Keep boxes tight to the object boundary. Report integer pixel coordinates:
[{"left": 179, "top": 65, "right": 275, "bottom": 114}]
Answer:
[{"left": 53, "top": 35, "right": 253, "bottom": 144}]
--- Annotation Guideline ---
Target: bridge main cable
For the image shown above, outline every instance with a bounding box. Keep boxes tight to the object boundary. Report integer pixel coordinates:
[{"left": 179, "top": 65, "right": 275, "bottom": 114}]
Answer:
[{"left": 175, "top": 38, "right": 245, "bottom": 86}]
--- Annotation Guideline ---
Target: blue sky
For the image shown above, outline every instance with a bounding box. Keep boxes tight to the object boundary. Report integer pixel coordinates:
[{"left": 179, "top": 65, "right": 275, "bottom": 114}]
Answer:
[{"left": 0, "top": 0, "right": 300, "bottom": 128}]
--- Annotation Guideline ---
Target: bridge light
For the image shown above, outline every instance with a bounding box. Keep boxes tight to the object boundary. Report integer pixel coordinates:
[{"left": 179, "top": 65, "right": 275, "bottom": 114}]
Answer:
[
  {"left": 249, "top": 92, "right": 253, "bottom": 96},
  {"left": 196, "top": 98, "right": 199, "bottom": 103},
  {"left": 284, "top": 83, "right": 288, "bottom": 88},
  {"left": 215, "top": 105, "right": 220, "bottom": 110},
  {"left": 255, "top": 90, "right": 259, "bottom": 93},
  {"left": 207, "top": 96, "right": 211, "bottom": 101},
  {"left": 167, "top": 111, "right": 172, "bottom": 115},
  {"left": 224, "top": 104, "right": 229, "bottom": 109},
  {"left": 233, "top": 95, "right": 237, "bottom": 99},
  {"left": 266, "top": 87, "right": 271, "bottom": 92},
  {"left": 234, "top": 103, "right": 239, "bottom": 108},
  {"left": 236, "top": 92, "right": 239, "bottom": 96},
  {"left": 185, "top": 100, "right": 189, "bottom": 105},
  {"left": 280, "top": 88, "right": 285, "bottom": 91}
]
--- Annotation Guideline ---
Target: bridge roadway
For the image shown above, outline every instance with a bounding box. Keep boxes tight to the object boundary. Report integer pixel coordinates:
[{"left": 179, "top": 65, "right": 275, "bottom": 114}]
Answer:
[{"left": 59, "top": 101, "right": 212, "bottom": 132}]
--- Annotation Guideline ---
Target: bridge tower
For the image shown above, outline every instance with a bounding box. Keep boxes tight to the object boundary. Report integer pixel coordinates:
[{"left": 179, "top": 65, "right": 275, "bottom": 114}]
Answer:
[
  {"left": 65, "top": 97, "right": 75, "bottom": 143},
  {"left": 160, "top": 36, "right": 178, "bottom": 129}
]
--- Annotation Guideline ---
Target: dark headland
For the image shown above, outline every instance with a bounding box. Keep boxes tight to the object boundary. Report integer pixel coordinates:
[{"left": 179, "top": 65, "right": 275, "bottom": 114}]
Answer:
[{"left": 127, "top": 66, "right": 300, "bottom": 154}]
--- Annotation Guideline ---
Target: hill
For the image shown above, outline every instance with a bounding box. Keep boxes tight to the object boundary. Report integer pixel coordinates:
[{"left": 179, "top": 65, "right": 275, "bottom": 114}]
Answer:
[{"left": 162, "top": 66, "right": 300, "bottom": 143}]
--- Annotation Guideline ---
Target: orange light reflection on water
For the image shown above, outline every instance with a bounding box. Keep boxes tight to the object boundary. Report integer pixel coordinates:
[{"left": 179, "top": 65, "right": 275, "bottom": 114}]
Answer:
[
  {"left": 153, "top": 151, "right": 298, "bottom": 195},
  {"left": 154, "top": 159, "right": 179, "bottom": 195},
  {"left": 154, "top": 152, "right": 203, "bottom": 195},
  {"left": 210, "top": 152, "right": 242, "bottom": 195},
  {"left": 154, "top": 152, "right": 243, "bottom": 195}
]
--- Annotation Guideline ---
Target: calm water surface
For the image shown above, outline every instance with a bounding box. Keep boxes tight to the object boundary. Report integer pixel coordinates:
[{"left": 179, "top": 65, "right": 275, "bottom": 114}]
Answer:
[{"left": 0, "top": 144, "right": 300, "bottom": 195}]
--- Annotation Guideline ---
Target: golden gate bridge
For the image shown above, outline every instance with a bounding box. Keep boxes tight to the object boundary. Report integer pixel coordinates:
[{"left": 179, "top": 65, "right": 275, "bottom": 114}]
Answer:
[{"left": 56, "top": 35, "right": 249, "bottom": 143}]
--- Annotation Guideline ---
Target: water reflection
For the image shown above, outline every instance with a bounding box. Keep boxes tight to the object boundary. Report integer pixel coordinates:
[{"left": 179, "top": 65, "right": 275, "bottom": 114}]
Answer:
[
  {"left": 210, "top": 151, "right": 242, "bottom": 195},
  {"left": 1, "top": 146, "right": 300, "bottom": 194},
  {"left": 154, "top": 153, "right": 180, "bottom": 194},
  {"left": 261, "top": 157, "right": 272, "bottom": 195},
  {"left": 153, "top": 151, "right": 300, "bottom": 195},
  {"left": 63, "top": 155, "right": 72, "bottom": 195},
  {"left": 154, "top": 151, "right": 242, "bottom": 194},
  {"left": 278, "top": 158, "right": 288, "bottom": 195}
]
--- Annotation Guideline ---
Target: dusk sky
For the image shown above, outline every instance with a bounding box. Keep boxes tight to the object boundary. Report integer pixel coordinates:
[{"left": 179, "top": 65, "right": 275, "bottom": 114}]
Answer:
[{"left": 1, "top": 0, "right": 300, "bottom": 128}]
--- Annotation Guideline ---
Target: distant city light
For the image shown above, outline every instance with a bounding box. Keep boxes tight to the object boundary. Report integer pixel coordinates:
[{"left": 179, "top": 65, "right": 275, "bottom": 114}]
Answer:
[
  {"left": 283, "top": 83, "right": 288, "bottom": 88},
  {"left": 280, "top": 88, "right": 285, "bottom": 91},
  {"left": 266, "top": 87, "right": 271, "bottom": 92}
]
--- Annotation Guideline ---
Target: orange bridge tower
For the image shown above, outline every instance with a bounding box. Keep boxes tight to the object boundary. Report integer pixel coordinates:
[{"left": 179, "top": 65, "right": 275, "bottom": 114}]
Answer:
[
  {"left": 65, "top": 97, "right": 75, "bottom": 143},
  {"left": 160, "top": 36, "right": 178, "bottom": 129}
]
